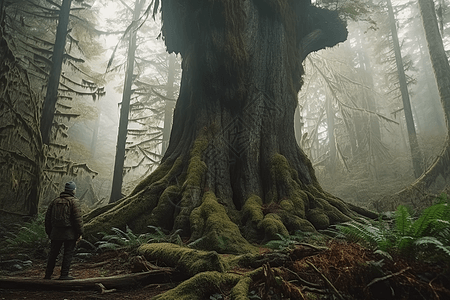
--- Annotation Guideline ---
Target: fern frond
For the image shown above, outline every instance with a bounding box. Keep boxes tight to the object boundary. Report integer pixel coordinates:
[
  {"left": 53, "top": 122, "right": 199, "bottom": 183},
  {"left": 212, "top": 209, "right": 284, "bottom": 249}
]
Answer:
[
  {"left": 336, "top": 221, "right": 383, "bottom": 249},
  {"left": 374, "top": 249, "right": 393, "bottom": 261},
  {"left": 396, "top": 235, "right": 414, "bottom": 252},
  {"left": 111, "top": 227, "right": 132, "bottom": 240},
  {"left": 411, "top": 203, "right": 446, "bottom": 238},
  {"left": 415, "top": 236, "right": 450, "bottom": 258},
  {"left": 96, "top": 241, "right": 120, "bottom": 251},
  {"left": 395, "top": 205, "right": 412, "bottom": 236}
]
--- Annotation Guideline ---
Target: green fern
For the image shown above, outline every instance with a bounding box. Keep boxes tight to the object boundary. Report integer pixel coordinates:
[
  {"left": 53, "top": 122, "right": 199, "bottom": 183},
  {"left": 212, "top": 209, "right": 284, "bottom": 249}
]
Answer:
[
  {"left": 395, "top": 205, "right": 412, "bottom": 236},
  {"left": 336, "top": 219, "right": 388, "bottom": 250},
  {"left": 336, "top": 195, "right": 450, "bottom": 261},
  {"left": 95, "top": 225, "right": 183, "bottom": 253},
  {"left": 414, "top": 236, "right": 450, "bottom": 258},
  {"left": 410, "top": 203, "right": 447, "bottom": 238},
  {"left": 2, "top": 214, "right": 49, "bottom": 256},
  {"left": 265, "top": 234, "right": 293, "bottom": 250}
]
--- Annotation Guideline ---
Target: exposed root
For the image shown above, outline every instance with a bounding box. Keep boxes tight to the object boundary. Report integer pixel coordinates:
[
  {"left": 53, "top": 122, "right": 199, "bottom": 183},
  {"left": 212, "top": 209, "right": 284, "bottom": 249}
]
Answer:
[
  {"left": 153, "top": 271, "right": 241, "bottom": 300},
  {"left": 138, "top": 243, "right": 225, "bottom": 277}
]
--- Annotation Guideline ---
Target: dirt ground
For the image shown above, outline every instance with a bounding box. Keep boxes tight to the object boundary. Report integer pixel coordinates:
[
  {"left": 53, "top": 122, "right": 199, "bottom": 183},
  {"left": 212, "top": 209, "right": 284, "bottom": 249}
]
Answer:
[
  {"left": 0, "top": 251, "right": 174, "bottom": 300},
  {"left": 1, "top": 241, "right": 449, "bottom": 300}
]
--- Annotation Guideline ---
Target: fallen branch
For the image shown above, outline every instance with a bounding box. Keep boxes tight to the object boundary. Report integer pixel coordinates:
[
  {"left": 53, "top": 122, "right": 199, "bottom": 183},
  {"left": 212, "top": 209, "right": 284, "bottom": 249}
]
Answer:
[
  {"left": 281, "top": 266, "right": 323, "bottom": 290},
  {"left": 306, "top": 260, "right": 345, "bottom": 300},
  {"left": 366, "top": 267, "right": 411, "bottom": 288},
  {"left": 0, "top": 268, "right": 177, "bottom": 291}
]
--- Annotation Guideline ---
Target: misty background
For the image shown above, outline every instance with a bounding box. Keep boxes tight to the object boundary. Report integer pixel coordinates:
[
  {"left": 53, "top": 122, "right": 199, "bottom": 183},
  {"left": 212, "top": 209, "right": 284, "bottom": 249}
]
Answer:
[{"left": 6, "top": 0, "right": 445, "bottom": 212}]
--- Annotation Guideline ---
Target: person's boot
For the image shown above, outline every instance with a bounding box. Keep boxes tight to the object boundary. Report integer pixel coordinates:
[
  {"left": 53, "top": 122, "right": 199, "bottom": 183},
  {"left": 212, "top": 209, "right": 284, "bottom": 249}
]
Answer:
[
  {"left": 58, "top": 275, "right": 74, "bottom": 280},
  {"left": 44, "top": 259, "right": 56, "bottom": 279}
]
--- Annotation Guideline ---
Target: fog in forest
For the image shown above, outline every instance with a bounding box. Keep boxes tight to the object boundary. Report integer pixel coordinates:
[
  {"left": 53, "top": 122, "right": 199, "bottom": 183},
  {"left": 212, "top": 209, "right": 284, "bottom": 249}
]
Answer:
[
  {"left": 3, "top": 1, "right": 450, "bottom": 297},
  {"left": 0, "top": 0, "right": 447, "bottom": 214},
  {"left": 74, "top": 0, "right": 446, "bottom": 211}
]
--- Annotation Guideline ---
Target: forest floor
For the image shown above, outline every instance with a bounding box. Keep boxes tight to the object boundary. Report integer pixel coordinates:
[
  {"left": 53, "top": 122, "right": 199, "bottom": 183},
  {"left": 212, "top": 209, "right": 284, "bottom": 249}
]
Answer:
[{"left": 0, "top": 240, "right": 449, "bottom": 300}]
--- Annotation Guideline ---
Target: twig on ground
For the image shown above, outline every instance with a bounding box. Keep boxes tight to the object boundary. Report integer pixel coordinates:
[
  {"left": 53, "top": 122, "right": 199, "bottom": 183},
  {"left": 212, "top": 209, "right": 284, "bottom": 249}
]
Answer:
[
  {"left": 296, "top": 243, "right": 329, "bottom": 251},
  {"left": 95, "top": 283, "right": 116, "bottom": 294},
  {"left": 366, "top": 267, "right": 411, "bottom": 288},
  {"left": 281, "top": 267, "right": 322, "bottom": 289},
  {"left": 306, "top": 260, "right": 345, "bottom": 300}
]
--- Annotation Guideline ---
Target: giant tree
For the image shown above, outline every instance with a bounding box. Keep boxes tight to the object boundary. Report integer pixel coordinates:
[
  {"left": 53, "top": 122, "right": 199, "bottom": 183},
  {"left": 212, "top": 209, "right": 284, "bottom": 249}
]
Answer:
[{"left": 85, "top": 0, "right": 376, "bottom": 253}]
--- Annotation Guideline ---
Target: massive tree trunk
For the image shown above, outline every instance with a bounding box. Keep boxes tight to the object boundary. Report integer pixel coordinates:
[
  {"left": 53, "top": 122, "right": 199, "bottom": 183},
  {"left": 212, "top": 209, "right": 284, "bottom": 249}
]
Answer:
[
  {"left": 85, "top": 0, "right": 376, "bottom": 253},
  {"left": 375, "top": 0, "right": 450, "bottom": 211}
]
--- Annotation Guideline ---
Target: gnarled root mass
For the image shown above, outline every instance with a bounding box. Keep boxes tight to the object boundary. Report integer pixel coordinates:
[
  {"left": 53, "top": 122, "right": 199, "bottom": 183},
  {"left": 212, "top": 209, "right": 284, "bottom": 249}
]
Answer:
[
  {"left": 84, "top": 133, "right": 377, "bottom": 254},
  {"left": 136, "top": 242, "right": 449, "bottom": 300}
]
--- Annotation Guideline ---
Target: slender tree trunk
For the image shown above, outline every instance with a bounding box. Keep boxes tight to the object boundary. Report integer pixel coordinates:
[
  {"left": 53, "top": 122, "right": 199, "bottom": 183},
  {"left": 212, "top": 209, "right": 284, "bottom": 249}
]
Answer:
[
  {"left": 161, "top": 53, "right": 176, "bottom": 155},
  {"left": 387, "top": 0, "right": 423, "bottom": 178},
  {"left": 40, "top": 0, "right": 72, "bottom": 145},
  {"left": 325, "top": 93, "right": 336, "bottom": 169},
  {"left": 90, "top": 102, "right": 101, "bottom": 158},
  {"left": 356, "top": 27, "right": 381, "bottom": 144},
  {"left": 417, "top": 34, "right": 446, "bottom": 134},
  {"left": 110, "top": 0, "right": 144, "bottom": 203}
]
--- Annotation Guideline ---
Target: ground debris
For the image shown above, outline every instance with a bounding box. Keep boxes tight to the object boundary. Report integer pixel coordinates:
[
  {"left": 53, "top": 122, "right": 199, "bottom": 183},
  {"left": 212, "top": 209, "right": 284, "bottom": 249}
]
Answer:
[{"left": 0, "top": 241, "right": 449, "bottom": 299}]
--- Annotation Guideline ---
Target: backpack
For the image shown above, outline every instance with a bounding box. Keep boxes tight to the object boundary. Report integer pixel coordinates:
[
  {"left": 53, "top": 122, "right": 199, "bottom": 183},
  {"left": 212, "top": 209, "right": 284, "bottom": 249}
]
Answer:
[{"left": 51, "top": 196, "right": 73, "bottom": 227}]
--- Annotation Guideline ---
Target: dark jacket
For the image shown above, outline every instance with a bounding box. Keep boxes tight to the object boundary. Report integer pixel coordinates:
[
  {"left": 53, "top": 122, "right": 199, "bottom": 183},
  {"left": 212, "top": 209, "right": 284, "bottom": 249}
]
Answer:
[{"left": 45, "top": 191, "right": 84, "bottom": 241}]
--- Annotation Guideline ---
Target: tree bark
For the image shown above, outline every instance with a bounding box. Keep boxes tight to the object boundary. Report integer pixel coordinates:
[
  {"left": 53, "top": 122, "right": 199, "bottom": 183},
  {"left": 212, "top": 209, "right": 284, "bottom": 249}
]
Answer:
[
  {"left": 40, "top": 0, "right": 72, "bottom": 145},
  {"left": 110, "top": 0, "right": 145, "bottom": 203},
  {"left": 85, "top": 0, "right": 376, "bottom": 253}
]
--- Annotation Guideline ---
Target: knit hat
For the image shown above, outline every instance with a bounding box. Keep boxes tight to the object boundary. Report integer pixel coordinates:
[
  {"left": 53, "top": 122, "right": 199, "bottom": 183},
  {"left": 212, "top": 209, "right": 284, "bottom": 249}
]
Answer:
[{"left": 65, "top": 181, "right": 76, "bottom": 191}]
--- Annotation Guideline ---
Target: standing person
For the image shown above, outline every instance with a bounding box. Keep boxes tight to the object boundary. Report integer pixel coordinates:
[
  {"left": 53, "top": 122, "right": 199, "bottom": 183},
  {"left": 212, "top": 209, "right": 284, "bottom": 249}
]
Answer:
[{"left": 44, "top": 181, "right": 84, "bottom": 280}]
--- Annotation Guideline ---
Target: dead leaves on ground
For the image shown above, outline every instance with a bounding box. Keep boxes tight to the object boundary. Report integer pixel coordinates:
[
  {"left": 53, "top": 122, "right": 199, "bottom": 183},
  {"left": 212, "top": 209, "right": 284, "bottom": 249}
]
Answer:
[{"left": 245, "top": 241, "right": 449, "bottom": 299}]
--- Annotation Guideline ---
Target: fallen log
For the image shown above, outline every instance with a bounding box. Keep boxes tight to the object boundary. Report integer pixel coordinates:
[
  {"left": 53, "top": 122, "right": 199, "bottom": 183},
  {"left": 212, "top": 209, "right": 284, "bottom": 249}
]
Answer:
[{"left": 0, "top": 268, "right": 181, "bottom": 291}]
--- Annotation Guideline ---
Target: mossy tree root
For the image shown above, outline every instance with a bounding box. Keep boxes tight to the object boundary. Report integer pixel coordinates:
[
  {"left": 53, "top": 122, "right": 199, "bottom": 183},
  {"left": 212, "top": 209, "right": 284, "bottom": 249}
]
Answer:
[
  {"left": 152, "top": 267, "right": 264, "bottom": 300},
  {"left": 83, "top": 134, "right": 377, "bottom": 251}
]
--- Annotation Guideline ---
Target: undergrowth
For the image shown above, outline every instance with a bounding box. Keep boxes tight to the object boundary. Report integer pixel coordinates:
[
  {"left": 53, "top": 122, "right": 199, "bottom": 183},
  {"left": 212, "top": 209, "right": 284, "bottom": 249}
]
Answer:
[
  {"left": 1, "top": 214, "right": 49, "bottom": 258},
  {"left": 95, "top": 225, "right": 183, "bottom": 253},
  {"left": 334, "top": 193, "right": 450, "bottom": 261},
  {"left": 264, "top": 230, "right": 329, "bottom": 250}
]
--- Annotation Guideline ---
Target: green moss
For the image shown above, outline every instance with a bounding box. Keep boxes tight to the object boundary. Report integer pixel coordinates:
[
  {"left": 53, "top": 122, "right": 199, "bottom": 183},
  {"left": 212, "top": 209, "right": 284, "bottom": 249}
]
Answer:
[
  {"left": 190, "top": 191, "right": 257, "bottom": 254},
  {"left": 83, "top": 188, "right": 161, "bottom": 239},
  {"left": 147, "top": 184, "right": 182, "bottom": 230},
  {"left": 271, "top": 153, "right": 292, "bottom": 182},
  {"left": 242, "top": 194, "right": 264, "bottom": 223},
  {"left": 258, "top": 213, "right": 289, "bottom": 240},
  {"left": 130, "top": 158, "right": 176, "bottom": 196},
  {"left": 279, "top": 199, "right": 294, "bottom": 211},
  {"left": 182, "top": 135, "right": 208, "bottom": 195},
  {"left": 315, "top": 198, "right": 352, "bottom": 224},
  {"left": 153, "top": 271, "right": 240, "bottom": 300},
  {"left": 307, "top": 209, "right": 330, "bottom": 230},
  {"left": 230, "top": 276, "right": 252, "bottom": 300},
  {"left": 280, "top": 212, "right": 316, "bottom": 232},
  {"left": 269, "top": 154, "right": 307, "bottom": 218},
  {"left": 138, "top": 243, "right": 225, "bottom": 276},
  {"left": 84, "top": 158, "right": 184, "bottom": 239}
]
